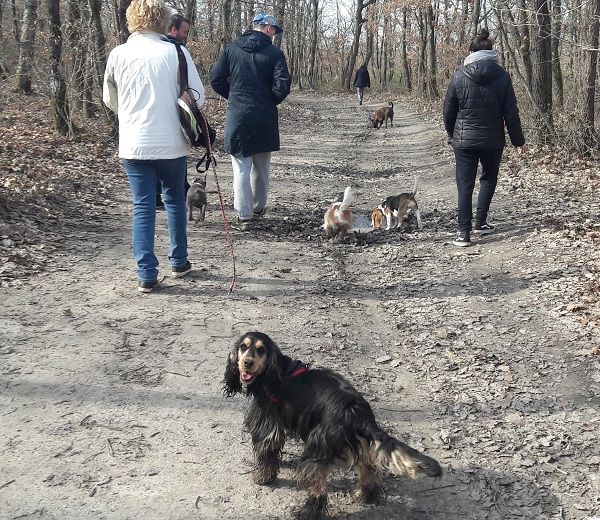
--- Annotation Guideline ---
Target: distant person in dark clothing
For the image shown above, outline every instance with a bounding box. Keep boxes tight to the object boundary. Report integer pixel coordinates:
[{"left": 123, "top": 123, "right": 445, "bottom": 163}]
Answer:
[
  {"left": 209, "top": 13, "right": 291, "bottom": 231},
  {"left": 353, "top": 64, "right": 370, "bottom": 105},
  {"left": 443, "top": 28, "right": 527, "bottom": 247},
  {"left": 157, "top": 14, "right": 192, "bottom": 209}
]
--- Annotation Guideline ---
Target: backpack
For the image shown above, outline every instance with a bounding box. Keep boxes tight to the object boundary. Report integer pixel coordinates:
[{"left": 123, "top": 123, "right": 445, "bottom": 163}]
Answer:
[{"left": 173, "top": 42, "right": 216, "bottom": 171}]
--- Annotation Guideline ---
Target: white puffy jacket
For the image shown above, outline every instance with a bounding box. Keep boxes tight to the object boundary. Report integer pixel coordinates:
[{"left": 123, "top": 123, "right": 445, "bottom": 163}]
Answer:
[{"left": 103, "top": 31, "right": 205, "bottom": 160}]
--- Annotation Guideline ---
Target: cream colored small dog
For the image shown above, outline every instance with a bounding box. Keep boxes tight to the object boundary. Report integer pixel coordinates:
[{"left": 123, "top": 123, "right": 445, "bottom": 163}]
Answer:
[{"left": 323, "top": 186, "right": 354, "bottom": 241}]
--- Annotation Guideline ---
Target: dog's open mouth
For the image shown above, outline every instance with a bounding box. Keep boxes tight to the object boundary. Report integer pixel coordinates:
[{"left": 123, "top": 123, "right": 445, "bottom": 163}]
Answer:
[{"left": 240, "top": 371, "right": 256, "bottom": 384}]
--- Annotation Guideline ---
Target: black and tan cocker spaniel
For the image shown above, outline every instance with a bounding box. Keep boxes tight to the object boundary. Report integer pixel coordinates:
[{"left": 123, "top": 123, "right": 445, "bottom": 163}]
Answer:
[{"left": 223, "top": 331, "right": 442, "bottom": 520}]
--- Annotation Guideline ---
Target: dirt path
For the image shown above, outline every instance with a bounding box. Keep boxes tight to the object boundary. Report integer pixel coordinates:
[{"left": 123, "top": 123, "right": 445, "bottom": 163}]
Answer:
[{"left": 1, "top": 94, "right": 598, "bottom": 520}]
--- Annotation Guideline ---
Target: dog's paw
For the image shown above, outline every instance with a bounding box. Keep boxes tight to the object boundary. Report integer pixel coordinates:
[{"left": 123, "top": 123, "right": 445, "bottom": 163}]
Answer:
[
  {"left": 252, "top": 467, "right": 278, "bottom": 485},
  {"left": 291, "top": 495, "right": 328, "bottom": 520},
  {"left": 354, "top": 484, "right": 386, "bottom": 505}
]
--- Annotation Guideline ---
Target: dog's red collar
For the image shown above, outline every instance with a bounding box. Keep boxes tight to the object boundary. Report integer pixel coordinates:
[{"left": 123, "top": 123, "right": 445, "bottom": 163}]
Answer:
[{"left": 269, "top": 367, "right": 308, "bottom": 403}]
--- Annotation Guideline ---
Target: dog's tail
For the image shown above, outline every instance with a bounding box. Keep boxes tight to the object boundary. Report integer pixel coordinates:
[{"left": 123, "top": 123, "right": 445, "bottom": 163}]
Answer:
[
  {"left": 389, "top": 101, "right": 394, "bottom": 109},
  {"left": 362, "top": 423, "right": 442, "bottom": 480},
  {"left": 338, "top": 186, "right": 354, "bottom": 211},
  {"left": 412, "top": 176, "right": 419, "bottom": 197}
]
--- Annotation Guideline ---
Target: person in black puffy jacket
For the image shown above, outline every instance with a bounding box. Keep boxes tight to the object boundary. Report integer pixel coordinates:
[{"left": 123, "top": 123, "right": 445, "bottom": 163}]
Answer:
[
  {"left": 443, "top": 28, "right": 527, "bottom": 247},
  {"left": 353, "top": 64, "right": 371, "bottom": 105},
  {"left": 209, "top": 13, "right": 291, "bottom": 230}
]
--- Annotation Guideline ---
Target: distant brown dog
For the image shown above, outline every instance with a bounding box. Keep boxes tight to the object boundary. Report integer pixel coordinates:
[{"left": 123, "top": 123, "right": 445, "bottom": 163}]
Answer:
[
  {"left": 373, "top": 101, "right": 394, "bottom": 129},
  {"left": 323, "top": 186, "right": 354, "bottom": 241},
  {"left": 370, "top": 207, "right": 385, "bottom": 229}
]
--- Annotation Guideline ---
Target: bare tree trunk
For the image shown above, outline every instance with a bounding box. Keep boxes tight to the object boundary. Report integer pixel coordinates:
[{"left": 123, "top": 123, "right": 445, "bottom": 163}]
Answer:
[
  {"left": 14, "top": 0, "right": 37, "bottom": 93},
  {"left": 273, "top": 0, "right": 286, "bottom": 48},
  {"left": 341, "top": 0, "right": 376, "bottom": 90},
  {"left": 551, "top": 0, "right": 564, "bottom": 109},
  {"left": 89, "top": 0, "right": 116, "bottom": 131},
  {"left": 469, "top": 0, "right": 481, "bottom": 42},
  {"left": 0, "top": 0, "right": 4, "bottom": 39},
  {"left": 68, "top": 0, "right": 95, "bottom": 117},
  {"left": 532, "top": 0, "right": 554, "bottom": 141},
  {"left": 380, "top": 14, "right": 391, "bottom": 87},
  {"left": 231, "top": 0, "right": 242, "bottom": 38},
  {"left": 426, "top": 3, "right": 439, "bottom": 98},
  {"left": 114, "top": 0, "right": 130, "bottom": 44},
  {"left": 416, "top": 8, "right": 426, "bottom": 96},
  {"left": 307, "top": 0, "right": 318, "bottom": 88},
  {"left": 401, "top": 8, "right": 411, "bottom": 92},
  {"left": 11, "top": 0, "right": 20, "bottom": 43},
  {"left": 518, "top": 0, "right": 533, "bottom": 90},
  {"left": 365, "top": 22, "right": 374, "bottom": 67},
  {"left": 220, "top": 0, "right": 232, "bottom": 48},
  {"left": 582, "top": 0, "right": 600, "bottom": 153},
  {"left": 184, "top": 0, "right": 196, "bottom": 28},
  {"left": 48, "top": 0, "right": 72, "bottom": 136}
]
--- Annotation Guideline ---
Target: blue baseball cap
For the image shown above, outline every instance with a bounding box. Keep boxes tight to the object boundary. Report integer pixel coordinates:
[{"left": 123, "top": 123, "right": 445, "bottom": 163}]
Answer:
[{"left": 252, "top": 13, "right": 283, "bottom": 34}]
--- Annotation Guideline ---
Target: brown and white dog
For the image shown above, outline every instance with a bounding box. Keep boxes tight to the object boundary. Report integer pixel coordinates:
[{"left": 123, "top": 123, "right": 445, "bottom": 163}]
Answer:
[
  {"left": 323, "top": 186, "right": 354, "bottom": 241},
  {"left": 370, "top": 207, "right": 385, "bottom": 229},
  {"left": 377, "top": 177, "right": 422, "bottom": 230},
  {"left": 373, "top": 101, "right": 394, "bottom": 129}
]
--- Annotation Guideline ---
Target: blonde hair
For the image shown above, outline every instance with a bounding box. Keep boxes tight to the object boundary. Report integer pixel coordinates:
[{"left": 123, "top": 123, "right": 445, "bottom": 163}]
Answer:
[{"left": 126, "top": 0, "right": 169, "bottom": 34}]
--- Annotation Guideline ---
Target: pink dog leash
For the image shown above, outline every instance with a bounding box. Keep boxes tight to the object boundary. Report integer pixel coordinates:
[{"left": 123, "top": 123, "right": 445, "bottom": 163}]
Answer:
[{"left": 199, "top": 115, "right": 236, "bottom": 294}]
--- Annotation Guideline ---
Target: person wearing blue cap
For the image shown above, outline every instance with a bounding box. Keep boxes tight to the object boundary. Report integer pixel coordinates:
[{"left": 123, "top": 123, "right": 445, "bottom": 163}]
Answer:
[{"left": 209, "top": 13, "right": 291, "bottom": 230}]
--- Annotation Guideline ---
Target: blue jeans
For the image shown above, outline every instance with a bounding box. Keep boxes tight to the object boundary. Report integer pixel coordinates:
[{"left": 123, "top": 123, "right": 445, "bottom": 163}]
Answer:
[
  {"left": 122, "top": 157, "right": 188, "bottom": 282},
  {"left": 454, "top": 147, "right": 504, "bottom": 232}
]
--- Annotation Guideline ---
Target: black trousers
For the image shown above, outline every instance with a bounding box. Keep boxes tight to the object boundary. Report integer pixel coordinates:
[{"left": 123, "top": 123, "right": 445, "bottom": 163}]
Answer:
[{"left": 454, "top": 147, "right": 504, "bottom": 232}]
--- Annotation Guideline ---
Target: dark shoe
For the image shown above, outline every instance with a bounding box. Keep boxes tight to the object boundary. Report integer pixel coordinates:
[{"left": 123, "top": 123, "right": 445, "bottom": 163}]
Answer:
[
  {"left": 171, "top": 260, "right": 192, "bottom": 278},
  {"left": 235, "top": 217, "right": 252, "bottom": 231},
  {"left": 252, "top": 208, "right": 267, "bottom": 220},
  {"left": 138, "top": 280, "right": 159, "bottom": 293},
  {"left": 473, "top": 222, "right": 495, "bottom": 234},
  {"left": 452, "top": 232, "right": 471, "bottom": 247}
]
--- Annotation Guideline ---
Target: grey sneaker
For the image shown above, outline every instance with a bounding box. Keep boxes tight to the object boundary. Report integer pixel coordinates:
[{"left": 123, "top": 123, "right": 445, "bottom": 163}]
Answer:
[
  {"left": 171, "top": 260, "right": 192, "bottom": 278},
  {"left": 452, "top": 232, "right": 471, "bottom": 247},
  {"left": 473, "top": 222, "right": 495, "bottom": 234}
]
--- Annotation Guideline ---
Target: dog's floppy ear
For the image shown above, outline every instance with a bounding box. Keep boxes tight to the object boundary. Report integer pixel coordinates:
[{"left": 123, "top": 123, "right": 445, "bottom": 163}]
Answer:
[
  {"left": 223, "top": 343, "right": 242, "bottom": 397},
  {"left": 261, "top": 335, "right": 284, "bottom": 398}
]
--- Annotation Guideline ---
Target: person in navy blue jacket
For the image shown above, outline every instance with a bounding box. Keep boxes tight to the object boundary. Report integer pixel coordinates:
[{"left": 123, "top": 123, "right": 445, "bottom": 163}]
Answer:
[
  {"left": 209, "top": 13, "right": 291, "bottom": 230},
  {"left": 353, "top": 64, "right": 370, "bottom": 105},
  {"left": 444, "top": 28, "right": 527, "bottom": 247}
]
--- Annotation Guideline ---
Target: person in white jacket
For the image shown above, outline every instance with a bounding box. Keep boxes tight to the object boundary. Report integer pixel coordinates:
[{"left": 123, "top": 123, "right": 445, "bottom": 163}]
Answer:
[{"left": 103, "top": 0, "right": 205, "bottom": 293}]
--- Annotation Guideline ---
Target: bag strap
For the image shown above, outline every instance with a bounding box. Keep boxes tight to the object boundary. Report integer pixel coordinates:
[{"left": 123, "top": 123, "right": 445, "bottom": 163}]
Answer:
[
  {"left": 172, "top": 44, "right": 214, "bottom": 176},
  {"left": 173, "top": 42, "right": 189, "bottom": 93}
]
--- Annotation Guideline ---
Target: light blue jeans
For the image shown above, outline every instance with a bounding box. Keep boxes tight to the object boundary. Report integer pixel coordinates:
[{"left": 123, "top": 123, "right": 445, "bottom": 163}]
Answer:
[{"left": 122, "top": 157, "right": 188, "bottom": 282}]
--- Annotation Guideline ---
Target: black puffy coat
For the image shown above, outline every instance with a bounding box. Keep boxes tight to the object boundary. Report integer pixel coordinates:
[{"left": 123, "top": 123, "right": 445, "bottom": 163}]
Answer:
[
  {"left": 353, "top": 66, "right": 370, "bottom": 88},
  {"left": 443, "top": 58, "right": 525, "bottom": 149},
  {"left": 209, "top": 30, "right": 291, "bottom": 157}
]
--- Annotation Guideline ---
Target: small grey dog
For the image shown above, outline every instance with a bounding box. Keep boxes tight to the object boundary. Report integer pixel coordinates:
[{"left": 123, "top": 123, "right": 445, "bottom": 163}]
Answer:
[{"left": 187, "top": 176, "right": 207, "bottom": 223}]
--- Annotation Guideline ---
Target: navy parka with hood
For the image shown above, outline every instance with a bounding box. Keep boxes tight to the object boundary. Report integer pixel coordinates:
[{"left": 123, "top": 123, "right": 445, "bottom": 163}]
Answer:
[
  {"left": 443, "top": 58, "right": 525, "bottom": 149},
  {"left": 209, "top": 30, "right": 291, "bottom": 157}
]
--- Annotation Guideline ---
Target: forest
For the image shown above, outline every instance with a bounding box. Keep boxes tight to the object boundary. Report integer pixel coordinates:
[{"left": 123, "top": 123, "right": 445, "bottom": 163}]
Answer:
[{"left": 1, "top": 0, "right": 600, "bottom": 157}]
